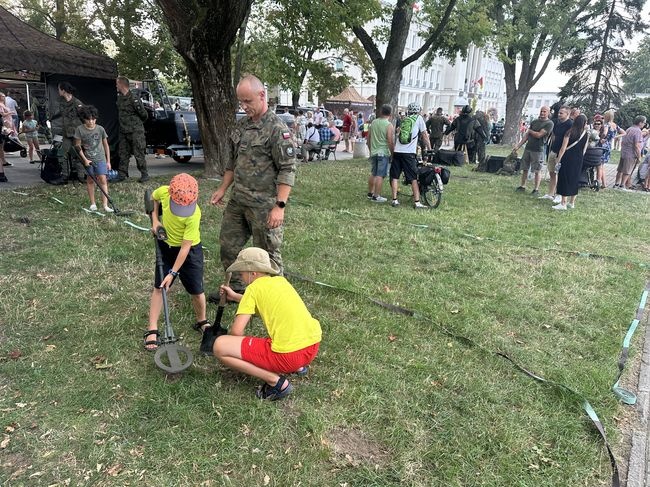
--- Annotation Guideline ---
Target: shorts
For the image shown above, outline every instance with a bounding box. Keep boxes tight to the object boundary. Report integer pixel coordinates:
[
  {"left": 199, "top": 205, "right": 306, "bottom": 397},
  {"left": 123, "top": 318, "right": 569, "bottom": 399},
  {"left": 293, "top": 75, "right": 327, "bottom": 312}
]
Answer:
[
  {"left": 342, "top": 131, "right": 350, "bottom": 141},
  {"left": 154, "top": 240, "right": 204, "bottom": 295},
  {"left": 370, "top": 154, "right": 390, "bottom": 177},
  {"left": 241, "top": 337, "right": 320, "bottom": 374},
  {"left": 617, "top": 157, "right": 638, "bottom": 176},
  {"left": 25, "top": 133, "right": 39, "bottom": 141},
  {"left": 86, "top": 161, "right": 108, "bottom": 177},
  {"left": 521, "top": 150, "right": 542, "bottom": 172},
  {"left": 547, "top": 151, "right": 558, "bottom": 173},
  {"left": 390, "top": 152, "right": 418, "bottom": 182}
]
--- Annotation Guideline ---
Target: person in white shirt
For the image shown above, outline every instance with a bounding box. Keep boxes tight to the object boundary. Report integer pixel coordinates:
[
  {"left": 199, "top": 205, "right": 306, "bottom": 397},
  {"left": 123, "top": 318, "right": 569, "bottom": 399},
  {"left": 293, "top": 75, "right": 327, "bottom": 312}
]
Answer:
[
  {"left": 301, "top": 122, "right": 321, "bottom": 161},
  {"left": 390, "top": 102, "right": 431, "bottom": 209},
  {"left": 313, "top": 107, "right": 324, "bottom": 126},
  {"left": 5, "top": 94, "right": 19, "bottom": 132}
]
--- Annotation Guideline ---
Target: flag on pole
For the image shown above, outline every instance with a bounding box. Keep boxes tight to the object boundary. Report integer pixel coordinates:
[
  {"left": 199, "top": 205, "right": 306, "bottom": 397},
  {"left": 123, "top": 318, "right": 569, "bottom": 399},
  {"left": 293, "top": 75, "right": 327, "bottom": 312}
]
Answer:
[{"left": 475, "top": 77, "right": 484, "bottom": 90}]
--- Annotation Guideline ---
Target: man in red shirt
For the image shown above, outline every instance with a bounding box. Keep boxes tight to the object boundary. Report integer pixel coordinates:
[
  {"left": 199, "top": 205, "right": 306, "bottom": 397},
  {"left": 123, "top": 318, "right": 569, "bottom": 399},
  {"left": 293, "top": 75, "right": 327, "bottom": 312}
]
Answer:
[{"left": 342, "top": 108, "right": 353, "bottom": 152}]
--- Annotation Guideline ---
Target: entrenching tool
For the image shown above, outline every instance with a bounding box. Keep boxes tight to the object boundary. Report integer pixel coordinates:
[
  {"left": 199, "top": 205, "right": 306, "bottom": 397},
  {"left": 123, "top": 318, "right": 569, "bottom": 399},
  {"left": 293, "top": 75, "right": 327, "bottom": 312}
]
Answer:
[
  {"left": 199, "top": 273, "right": 232, "bottom": 355},
  {"left": 75, "top": 146, "right": 136, "bottom": 216},
  {"left": 144, "top": 189, "right": 193, "bottom": 373}
]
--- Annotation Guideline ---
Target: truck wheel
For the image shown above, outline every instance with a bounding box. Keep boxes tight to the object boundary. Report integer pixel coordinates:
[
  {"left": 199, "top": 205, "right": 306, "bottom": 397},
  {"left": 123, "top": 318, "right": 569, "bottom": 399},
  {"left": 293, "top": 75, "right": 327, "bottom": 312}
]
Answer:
[{"left": 173, "top": 156, "right": 191, "bottom": 163}]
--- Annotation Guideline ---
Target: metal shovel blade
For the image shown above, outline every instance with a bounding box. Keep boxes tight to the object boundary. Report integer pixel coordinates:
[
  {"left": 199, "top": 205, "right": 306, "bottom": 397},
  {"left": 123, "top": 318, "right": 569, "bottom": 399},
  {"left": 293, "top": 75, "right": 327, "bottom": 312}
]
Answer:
[{"left": 154, "top": 343, "right": 193, "bottom": 373}]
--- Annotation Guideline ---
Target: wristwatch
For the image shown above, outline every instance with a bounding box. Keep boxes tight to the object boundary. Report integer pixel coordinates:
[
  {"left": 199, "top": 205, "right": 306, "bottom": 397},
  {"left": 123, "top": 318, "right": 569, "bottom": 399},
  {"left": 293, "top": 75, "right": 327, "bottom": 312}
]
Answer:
[
  {"left": 275, "top": 200, "right": 286, "bottom": 209},
  {"left": 168, "top": 270, "right": 179, "bottom": 277}
]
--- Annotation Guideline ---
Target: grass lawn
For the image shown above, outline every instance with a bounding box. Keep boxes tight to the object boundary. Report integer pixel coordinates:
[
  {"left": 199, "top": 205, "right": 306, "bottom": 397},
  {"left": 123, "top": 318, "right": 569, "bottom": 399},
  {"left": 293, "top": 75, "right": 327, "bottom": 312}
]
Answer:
[{"left": 1, "top": 153, "right": 649, "bottom": 486}]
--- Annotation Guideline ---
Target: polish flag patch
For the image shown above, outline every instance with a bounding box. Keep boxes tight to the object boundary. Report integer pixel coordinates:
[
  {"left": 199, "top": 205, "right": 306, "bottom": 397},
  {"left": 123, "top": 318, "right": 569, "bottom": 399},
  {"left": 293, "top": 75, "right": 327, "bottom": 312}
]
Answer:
[{"left": 282, "top": 132, "right": 291, "bottom": 139}]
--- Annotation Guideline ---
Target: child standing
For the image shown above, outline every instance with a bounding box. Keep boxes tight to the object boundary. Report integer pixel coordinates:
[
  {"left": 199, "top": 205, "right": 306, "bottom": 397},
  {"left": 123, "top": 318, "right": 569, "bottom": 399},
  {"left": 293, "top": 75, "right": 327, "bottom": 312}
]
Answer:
[
  {"left": 211, "top": 247, "right": 322, "bottom": 401},
  {"left": 144, "top": 173, "right": 210, "bottom": 351},
  {"left": 21, "top": 110, "right": 40, "bottom": 163},
  {"left": 74, "top": 105, "right": 113, "bottom": 212}
]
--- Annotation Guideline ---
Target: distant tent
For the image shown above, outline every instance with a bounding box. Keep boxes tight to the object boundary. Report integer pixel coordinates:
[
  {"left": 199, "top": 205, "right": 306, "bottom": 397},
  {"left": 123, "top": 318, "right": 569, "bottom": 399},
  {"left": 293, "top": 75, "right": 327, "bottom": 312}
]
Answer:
[
  {"left": 325, "top": 86, "right": 374, "bottom": 118},
  {"left": 0, "top": 5, "right": 119, "bottom": 158}
]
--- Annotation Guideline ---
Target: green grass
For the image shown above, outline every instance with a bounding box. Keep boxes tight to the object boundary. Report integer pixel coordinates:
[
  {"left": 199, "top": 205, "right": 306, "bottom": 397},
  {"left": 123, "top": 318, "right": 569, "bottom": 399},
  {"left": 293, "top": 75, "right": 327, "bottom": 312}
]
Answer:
[{"left": 0, "top": 156, "right": 648, "bottom": 486}]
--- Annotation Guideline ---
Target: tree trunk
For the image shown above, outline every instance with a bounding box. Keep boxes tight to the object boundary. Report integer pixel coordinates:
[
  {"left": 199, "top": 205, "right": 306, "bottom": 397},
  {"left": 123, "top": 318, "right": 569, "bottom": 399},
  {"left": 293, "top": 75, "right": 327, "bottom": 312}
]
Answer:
[
  {"left": 504, "top": 91, "right": 528, "bottom": 145},
  {"left": 291, "top": 91, "right": 300, "bottom": 107},
  {"left": 591, "top": 0, "right": 616, "bottom": 113},
  {"left": 232, "top": 9, "right": 250, "bottom": 89},
  {"left": 156, "top": 0, "right": 252, "bottom": 177},
  {"left": 54, "top": 0, "right": 66, "bottom": 39},
  {"left": 375, "top": 63, "right": 402, "bottom": 113}
]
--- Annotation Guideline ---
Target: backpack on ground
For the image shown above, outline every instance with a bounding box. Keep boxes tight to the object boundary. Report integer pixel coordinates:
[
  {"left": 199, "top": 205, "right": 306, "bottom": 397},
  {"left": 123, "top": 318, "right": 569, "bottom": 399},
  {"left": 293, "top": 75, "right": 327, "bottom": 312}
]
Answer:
[
  {"left": 398, "top": 115, "right": 418, "bottom": 145},
  {"left": 40, "top": 147, "right": 63, "bottom": 184}
]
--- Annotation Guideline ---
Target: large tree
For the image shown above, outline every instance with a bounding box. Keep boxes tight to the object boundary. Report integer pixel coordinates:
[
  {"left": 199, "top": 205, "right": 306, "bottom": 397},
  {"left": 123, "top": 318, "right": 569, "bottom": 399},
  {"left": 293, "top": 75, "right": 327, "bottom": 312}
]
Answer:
[
  {"left": 492, "top": 0, "right": 592, "bottom": 143},
  {"left": 557, "top": 0, "right": 646, "bottom": 114},
  {"left": 155, "top": 0, "right": 252, "bottom": 176},
  {"left": 338, "top": 0, "right": 491, "bottom": 113}
]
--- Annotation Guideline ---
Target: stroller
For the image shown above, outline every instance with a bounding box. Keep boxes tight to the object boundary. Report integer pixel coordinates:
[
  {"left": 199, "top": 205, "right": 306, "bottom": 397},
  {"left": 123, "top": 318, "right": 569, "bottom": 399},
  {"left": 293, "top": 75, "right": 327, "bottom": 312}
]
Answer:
[
  {"left": 579, "top": 146, "right": 604, "bottom": 191},
  {"left": 1, "top": 128, "right": 27, "bottom": 158}
]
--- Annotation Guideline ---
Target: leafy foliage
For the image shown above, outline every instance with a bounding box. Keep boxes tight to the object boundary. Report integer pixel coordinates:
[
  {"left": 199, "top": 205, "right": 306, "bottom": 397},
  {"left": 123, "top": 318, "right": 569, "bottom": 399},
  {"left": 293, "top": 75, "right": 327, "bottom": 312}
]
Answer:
[
  {"left": 557, "top": 0, "right": 646, "bottom": 113},
  {"left": 622, "top": 35, "right": 650, "bottom": 94},
  {"left": 240, "top": 0, "right": 373, "bottom": 104},
  {"left": 616, "top": 96, "right": 650, "bottom": 128}
]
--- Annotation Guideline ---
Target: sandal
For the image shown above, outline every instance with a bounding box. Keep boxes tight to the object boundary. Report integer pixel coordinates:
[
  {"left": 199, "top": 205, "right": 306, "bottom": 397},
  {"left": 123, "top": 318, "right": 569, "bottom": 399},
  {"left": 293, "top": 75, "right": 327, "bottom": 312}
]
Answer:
[
  {"left": 143, "top": 329, "right": 160, "bottom": 351},
  {"left": 192, "top": 319, "right": 211, "bottom": 333},
  {"left": 256, "top": 376, "right": 293, "bottom": 401},
  {"left": 294, "top": 365, "right": 309, "bottom": 376}
]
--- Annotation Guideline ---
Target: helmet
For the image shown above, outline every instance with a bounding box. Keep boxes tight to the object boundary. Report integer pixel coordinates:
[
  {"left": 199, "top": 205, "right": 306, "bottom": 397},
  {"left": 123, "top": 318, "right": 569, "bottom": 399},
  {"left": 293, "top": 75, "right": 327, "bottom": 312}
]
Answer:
[
  {"left": 461, "top": 105, "right": 472, "bottom": 114},
  {"left": 407, "top": 102, "right": 421, "bottom": 115}
]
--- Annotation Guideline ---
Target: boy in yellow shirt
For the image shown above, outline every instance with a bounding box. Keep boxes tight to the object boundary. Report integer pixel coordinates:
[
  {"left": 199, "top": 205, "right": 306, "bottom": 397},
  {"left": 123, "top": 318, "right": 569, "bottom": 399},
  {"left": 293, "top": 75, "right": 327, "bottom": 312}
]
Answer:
[
  {"left": 210, "top": 247, "right": 322, "bottom": 400},
  {"left": 144, "top": 173, "right": 210, "bottom": 350}
]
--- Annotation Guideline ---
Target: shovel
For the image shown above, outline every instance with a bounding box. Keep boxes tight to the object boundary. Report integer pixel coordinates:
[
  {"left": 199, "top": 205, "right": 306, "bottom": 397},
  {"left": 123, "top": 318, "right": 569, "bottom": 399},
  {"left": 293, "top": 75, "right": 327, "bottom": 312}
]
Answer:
[
  {"left": 199, "top": 273, "right": 232, "bottom": 355},
  {"left": 144, "top": 189, "right": 193, "bottom": 373}
]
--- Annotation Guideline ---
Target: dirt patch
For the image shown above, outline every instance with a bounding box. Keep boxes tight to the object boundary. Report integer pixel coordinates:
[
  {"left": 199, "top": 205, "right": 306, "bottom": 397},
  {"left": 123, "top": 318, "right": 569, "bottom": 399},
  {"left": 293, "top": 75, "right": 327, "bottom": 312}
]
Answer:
[{"left": 325, "top": 426, "right": 389, "bottom": 468}]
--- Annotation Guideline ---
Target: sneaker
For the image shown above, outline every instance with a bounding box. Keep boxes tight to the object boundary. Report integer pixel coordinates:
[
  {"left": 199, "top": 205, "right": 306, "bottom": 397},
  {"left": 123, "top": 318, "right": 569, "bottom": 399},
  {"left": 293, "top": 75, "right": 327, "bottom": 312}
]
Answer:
[
  {"left": 566, "top": 203, "right": 575, "bottom": 209},
  {"left": 89, "top": 204, "right": 97, "bottom": 211},
  {"left": 531, "top": 189, "right": 539, "bottom": 195},
  {"left": 3, "top": 162, "right": 13, "bottom": 167},
  {"left": 515, "top": 186, "right": 526, "bottom": 192},
  {"left": 552, "top": 195, "right": 562, "bottom": 204},
  {"left": 372, "top": 195, "right": 387, "bottom": 203},
  {"left": 552, "top": 203, "right": 567, "bottom": 210},
  {"left": 0, "top": 174, "right": 7, "bottom": 183},
  {"left": 414, "top": 201, "right": 428, "bottom": 209},
  {"left": 538, "top": 194, "right": 554, "bottom": 200},
  {"left": 367, "top": 192, "right": 373, "bottom": 199},
  {"left": 104, "top": 206, "right": 115, "bottom": 213},
  {"left": 391, "top": 199, "right": 400, "bottom": 207},
  {"left": 295, "top": 365, "right": 309, "bottom": 376}
]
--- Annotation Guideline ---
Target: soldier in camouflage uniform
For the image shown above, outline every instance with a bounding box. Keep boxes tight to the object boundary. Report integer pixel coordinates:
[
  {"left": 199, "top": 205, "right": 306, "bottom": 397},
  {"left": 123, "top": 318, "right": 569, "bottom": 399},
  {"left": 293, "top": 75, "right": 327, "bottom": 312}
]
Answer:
[
  {"left": 211, "top": 75, "right": 296, "bottom": 292},
  {"left": 116, "top": 76, "right": 149, "bottom": 182},
  {"left": 56, "top": 82, "right": 84, "bottom": 183}
]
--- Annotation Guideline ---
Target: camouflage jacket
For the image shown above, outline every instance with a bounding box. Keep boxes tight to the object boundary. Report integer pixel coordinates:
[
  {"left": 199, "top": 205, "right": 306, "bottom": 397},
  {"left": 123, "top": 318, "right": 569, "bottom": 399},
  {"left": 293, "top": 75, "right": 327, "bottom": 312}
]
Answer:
[
  {"left": 117, "top": 90, "right": 147, "bottom": 133},
  {"left": 226, "top": 109, "right": 296, "bottom": 208},
  {"left": 59, "top": 96, "right": 83, "bottom": 138}
]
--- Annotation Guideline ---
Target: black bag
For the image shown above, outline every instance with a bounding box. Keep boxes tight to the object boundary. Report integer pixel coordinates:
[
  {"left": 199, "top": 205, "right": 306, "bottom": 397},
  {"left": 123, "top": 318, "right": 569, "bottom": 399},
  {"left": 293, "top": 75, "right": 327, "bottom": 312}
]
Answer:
[
  {"left": 485, "top": 155, "right": 506, "bottom": 173},
  {"left": 439, "top": 167, "right": 450, "bottom": 185},
  {"left": 418, "top": 166, "right": 450, "bottom": 186},
  {"left": 40, "top": 148, "right": 63, "bottom": 184},
  {"left": 434, "top": 149, "right": 464, "bottom": 166}
]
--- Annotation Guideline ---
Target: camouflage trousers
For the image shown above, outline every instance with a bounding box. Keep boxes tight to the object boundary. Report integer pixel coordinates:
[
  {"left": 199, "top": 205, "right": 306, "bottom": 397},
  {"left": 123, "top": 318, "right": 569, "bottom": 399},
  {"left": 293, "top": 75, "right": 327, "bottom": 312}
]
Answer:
[
  {"left": 219, "top": 199, "right": 284, "bottom": 291},
  {"left": 58, "top": 135, "right": 84, "bottom": 180},
  {"left": 118, "top": 130, "right": 147, "bottom": 177}
]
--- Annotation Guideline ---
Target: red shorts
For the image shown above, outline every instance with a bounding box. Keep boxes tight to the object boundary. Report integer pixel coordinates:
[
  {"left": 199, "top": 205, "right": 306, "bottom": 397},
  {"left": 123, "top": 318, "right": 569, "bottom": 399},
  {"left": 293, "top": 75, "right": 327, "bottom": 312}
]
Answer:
[{"left": 240, "top": 337, "right": 320, "bottom": 374}]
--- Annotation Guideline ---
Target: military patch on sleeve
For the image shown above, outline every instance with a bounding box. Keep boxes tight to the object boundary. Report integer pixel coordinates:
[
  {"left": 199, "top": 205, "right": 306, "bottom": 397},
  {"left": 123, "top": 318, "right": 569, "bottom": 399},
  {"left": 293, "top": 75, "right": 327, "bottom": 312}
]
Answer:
[
  {"left": 282, "top": 131, "right": 291, "bottom": 139},
  {"left": 284, "top": 145, "right": 295, "bottom": 158}
]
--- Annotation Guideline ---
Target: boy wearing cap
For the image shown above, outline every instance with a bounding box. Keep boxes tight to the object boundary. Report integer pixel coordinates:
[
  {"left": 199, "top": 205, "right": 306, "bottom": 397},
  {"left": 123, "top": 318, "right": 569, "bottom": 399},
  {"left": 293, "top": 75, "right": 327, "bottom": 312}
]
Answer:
[
  {"left": 209, "top": 247, "right": 322, "bottom": 401},
  {"left": 144, "top": 173, "right": 210, "bottom": 350}
]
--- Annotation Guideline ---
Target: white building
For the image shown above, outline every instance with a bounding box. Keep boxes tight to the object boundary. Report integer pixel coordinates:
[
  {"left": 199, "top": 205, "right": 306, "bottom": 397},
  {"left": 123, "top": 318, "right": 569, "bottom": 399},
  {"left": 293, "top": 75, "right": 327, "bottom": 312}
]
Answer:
[{"left": 525, "top": 91, "right": 560, "bottom": 119}]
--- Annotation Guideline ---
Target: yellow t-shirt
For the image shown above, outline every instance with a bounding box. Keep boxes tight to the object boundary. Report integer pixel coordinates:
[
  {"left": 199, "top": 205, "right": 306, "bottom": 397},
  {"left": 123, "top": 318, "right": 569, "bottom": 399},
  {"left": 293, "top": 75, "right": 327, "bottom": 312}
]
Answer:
[
  {"left": 152, "top": 186, "right": 201, "bottom": 247},
  {"left": 236, "top": 276, "right": 322, "bottom": 353}
]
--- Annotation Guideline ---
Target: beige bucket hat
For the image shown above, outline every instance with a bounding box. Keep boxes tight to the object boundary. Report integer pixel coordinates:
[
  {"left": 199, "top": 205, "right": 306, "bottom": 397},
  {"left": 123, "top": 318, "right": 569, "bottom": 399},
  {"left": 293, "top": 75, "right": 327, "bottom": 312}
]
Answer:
[{"left": 226, "top": 247, "right": 280, "bottom": 275}]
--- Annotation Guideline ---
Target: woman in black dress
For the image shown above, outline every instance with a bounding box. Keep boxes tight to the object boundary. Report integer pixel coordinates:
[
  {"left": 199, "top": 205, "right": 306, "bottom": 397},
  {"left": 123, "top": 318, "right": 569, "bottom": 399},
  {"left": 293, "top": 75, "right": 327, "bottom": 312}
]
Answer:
[{"left": 553, "top": 114, "right": 588, "bottom": 210}]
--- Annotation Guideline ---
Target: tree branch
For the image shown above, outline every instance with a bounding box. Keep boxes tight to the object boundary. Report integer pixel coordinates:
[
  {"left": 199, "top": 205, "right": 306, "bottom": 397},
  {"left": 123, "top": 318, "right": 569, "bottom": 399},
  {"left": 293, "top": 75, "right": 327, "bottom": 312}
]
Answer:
[
  {"left": 402, "top": 0, "right": 457, "bottom": 67},
  {"left": 351, "top": 25, "right": 384, "bottom": 69}
]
